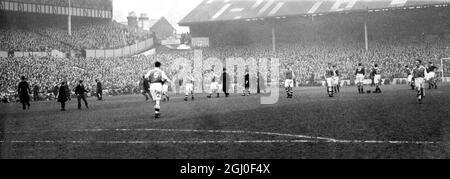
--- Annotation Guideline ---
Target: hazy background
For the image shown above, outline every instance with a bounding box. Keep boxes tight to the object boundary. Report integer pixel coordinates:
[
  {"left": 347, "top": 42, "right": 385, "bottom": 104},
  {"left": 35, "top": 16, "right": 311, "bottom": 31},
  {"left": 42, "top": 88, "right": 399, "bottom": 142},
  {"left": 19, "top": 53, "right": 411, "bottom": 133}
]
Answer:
[{"left": 113, "top": 0, "right": 203, "bottom": 33}]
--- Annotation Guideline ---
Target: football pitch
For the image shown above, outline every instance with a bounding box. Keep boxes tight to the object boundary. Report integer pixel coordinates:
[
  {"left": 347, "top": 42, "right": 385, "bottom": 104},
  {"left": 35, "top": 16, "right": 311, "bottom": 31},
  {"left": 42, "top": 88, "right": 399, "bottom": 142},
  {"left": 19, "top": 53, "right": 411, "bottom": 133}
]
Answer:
[{"left": 1, "top": 84, "right": 449, "bottom": 159}]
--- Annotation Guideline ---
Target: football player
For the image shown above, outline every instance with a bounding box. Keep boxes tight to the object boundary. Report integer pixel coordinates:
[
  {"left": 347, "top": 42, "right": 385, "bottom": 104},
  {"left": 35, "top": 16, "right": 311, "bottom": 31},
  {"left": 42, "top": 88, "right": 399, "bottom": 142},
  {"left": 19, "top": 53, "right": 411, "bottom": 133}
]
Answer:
[
  {"left": 145, "top": 61, "right": 170, "bottom": 119},
  {"left": 325, "top": 63, "right": 335, "bottom": 97},
  {"left": 355, "top": 63, "right": 365, "bottom": 93},
  {"left": 285, "top": 66, "right": 295, "bottom": 98},
  {"left": 207, "top": 71, "right": 221, "bottom": 98},
  {"left": 413, "top": 59, "right": 427, "bottom": 104},
  {"left": 162, "top": 74, "right": 174, "bottom": 102},
  {"left": 332, "top": 64, "right": 340, "bottom": 93},
  {"left": 372, "top": 64, "right": 382, "bottom": 93},
  {"left": 184, "top": 74, "right": 196, "bottom": 101},
  {"left": 426, "top": 61, "right": 438, "bottom": 89},
  {"left": 405, "top": 65, "right": 414, "bottom": 90},
  {"left": 242, "top": 69, "right": 251, "bottom": 96}
]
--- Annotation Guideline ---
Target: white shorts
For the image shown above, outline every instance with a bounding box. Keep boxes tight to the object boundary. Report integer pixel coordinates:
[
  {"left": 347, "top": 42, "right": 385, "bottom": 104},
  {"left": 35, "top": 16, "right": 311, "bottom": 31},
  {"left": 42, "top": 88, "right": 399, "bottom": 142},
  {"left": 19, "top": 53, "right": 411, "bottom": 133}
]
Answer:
[
  {"left": 356, "top": 74, "right": 365, "bottom": 84},
  {"left": 162, "top": 84, "right": 169, "bottom": 93},
  {"left": 333, "top": 77, "right": 339, "bottom": 86},
  {"left": 374, "top": 75, "right": 381, "bottom": 85},
  {"left": 284, "top": 79, "right": 294, "bottom": 88},
  {"left": 326, "top": 77, "right": 333, "bottom": 87},
  {"left": 185, "top": 83, "right": 194, "bottom": 93},
  {"left": 426, "top": 72, "right": 435, "bottom": 80},
  {"left": 414, "top": 78, "right": 425, "bottom": 89},
  {"left": 407, "top": 75, "right": 413, "bottom": 83},
  {"left": 210, "top": 82, "right": 219, "bottom": 91},
  {"left": 149, "top": 83, "right": 162, "bottom": 101}
]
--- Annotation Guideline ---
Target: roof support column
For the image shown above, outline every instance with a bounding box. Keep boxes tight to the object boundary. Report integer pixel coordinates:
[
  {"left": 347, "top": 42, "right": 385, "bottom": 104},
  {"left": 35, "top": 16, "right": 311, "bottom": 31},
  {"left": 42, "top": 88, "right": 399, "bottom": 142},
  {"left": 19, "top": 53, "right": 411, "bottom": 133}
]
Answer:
[
  {"left": 272, "top": 26, "right": 276, "bottom": 54},
  {"left": 68, "top": 0, "right": 72, "bottom": 36},
  {"left": 364, "top": 21, "right": 368, "bottom": 52}
]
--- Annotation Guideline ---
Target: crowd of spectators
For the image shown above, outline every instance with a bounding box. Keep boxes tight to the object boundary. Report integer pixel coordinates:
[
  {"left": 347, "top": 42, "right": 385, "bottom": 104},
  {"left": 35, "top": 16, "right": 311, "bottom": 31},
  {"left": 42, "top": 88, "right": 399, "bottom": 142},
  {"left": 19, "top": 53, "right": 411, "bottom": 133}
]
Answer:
[
  {"left": 0, "top": 50, "right": 186, "bottom": 102},
  {"left": 201, "top": 39, "right": 450, "bottom": 85},
  {"left": 0, "top": 27, "right": 67, "bottom": 52},
  {"left": 0, "top": 20, "right": 153, "bottom": 53},
  {"left": 8, "top": 0, "right": 113, "bottom": 10},
  {"left": 2, "top": 37, "right": 449, "bottom": 103}
]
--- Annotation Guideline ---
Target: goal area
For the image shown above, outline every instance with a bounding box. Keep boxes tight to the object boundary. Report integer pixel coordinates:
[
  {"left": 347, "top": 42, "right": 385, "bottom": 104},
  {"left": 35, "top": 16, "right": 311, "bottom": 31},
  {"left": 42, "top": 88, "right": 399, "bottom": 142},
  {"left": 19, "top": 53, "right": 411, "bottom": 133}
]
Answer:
[{"left": 441, "top": 58, "right": 450, "bottom": 82}]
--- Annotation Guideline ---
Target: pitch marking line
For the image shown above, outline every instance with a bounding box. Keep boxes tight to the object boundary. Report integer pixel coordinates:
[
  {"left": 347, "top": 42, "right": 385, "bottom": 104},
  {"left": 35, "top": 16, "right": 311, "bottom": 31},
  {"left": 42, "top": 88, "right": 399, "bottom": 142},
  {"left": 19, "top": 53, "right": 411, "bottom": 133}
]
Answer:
[
  {"left": 0, "top": 139, "right": 445, "bottom": 145},
  {"left": 1, "top": 128, "right": 447, "bottom": 145}
]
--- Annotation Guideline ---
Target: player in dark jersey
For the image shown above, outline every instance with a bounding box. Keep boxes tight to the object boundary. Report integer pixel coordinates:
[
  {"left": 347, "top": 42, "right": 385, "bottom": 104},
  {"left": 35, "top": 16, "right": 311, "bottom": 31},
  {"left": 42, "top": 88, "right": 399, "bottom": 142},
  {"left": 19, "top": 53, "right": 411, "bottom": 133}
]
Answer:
[
  {"left": 325, "top": 63, "right": 334, "bottom": 97},
  {"left": 284, "top": 66, "right": 295, "bottom": 98},
  {"left": 413, "top": 59, "right": 427, "bottom": 104},
  {"left": 207, "top": 71, "right": 221, "bottom": 98},
  {"left": 140, "top": 75, "right": 151, "bottom": 101},
  {"left": 372, "top": 64, "right": 382, "bottom": 93},
  {"left": 145, "top": 61, "right": 170, "bottom": 119},
  {"left": 426, "top": 62, "right": 438, "bottom": 89},
  {"left": 355, "top": 63, "right": 365, "bottom": 93},
  {"left": 242, "top": 69, "right": 250, "bottom": 96}
]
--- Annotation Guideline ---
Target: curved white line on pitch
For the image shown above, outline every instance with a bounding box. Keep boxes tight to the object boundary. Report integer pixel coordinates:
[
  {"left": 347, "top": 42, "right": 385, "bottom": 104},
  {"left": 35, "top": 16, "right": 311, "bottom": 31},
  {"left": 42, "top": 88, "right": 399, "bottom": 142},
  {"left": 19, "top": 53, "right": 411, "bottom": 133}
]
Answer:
[
  {"left": 0, "top": 128, "right": 446, "bottom": 145},
  {"left": 86, "top": 128, "right": 338, "bottom": 141}
]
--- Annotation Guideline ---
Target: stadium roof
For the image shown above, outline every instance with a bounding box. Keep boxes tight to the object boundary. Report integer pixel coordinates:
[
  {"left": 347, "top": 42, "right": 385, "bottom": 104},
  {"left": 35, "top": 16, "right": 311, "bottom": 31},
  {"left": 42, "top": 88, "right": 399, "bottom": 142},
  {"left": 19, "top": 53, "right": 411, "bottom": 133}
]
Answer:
[{"left": 179, "top": 0, "right": 450, "bottom": 25}]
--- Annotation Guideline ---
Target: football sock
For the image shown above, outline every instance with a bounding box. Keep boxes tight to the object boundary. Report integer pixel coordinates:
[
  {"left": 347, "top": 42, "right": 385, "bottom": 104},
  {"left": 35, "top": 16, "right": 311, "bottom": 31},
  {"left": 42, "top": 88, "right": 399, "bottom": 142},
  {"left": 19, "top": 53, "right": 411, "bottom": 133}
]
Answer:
[{"left": 155, "top": 101, "right": 160, "bottom": 115}]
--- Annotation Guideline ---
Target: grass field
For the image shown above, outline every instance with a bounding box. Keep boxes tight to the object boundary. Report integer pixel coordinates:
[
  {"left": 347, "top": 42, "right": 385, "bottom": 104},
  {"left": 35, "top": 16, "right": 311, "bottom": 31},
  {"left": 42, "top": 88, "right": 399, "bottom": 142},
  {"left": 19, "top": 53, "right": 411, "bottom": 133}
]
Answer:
[{"left": 1, "top": 84, "right": 450, "bottom": 159}]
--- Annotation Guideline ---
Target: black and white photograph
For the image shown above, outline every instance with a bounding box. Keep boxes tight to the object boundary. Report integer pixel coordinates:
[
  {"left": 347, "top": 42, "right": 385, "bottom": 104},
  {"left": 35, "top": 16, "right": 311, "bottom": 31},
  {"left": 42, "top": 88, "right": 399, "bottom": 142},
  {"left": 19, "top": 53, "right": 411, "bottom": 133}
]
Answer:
[{"left": 1, "top": 0, "right": 450, "bottom": 165}]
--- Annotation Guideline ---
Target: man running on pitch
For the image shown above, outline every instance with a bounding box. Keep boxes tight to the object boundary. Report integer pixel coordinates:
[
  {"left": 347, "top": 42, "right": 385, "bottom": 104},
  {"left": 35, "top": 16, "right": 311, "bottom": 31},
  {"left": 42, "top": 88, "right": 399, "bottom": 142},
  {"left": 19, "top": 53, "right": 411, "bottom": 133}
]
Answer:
[{"left": 145, "top": 61, "right": 170, "bottom": 119}]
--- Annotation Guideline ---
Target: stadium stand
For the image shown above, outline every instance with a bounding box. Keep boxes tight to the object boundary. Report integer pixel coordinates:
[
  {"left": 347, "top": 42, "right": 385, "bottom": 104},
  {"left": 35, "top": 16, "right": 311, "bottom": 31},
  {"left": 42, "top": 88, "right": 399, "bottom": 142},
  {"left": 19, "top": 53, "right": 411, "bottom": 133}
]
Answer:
[
  {"left": 7, "top": 0, "right": 113, "bottom": 10},
  {"left": 0, "top": 16, "right": 153, "bottom": 53}
]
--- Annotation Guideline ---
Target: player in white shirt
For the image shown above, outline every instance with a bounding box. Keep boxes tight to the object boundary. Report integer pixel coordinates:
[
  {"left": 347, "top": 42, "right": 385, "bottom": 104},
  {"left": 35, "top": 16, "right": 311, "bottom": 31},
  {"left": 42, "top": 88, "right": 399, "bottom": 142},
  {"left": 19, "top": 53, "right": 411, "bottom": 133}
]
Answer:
[
  {"left": 207, "top": 72, "right": 221, "bottom": 98},
  {"left": 144, "top": 61, "right": 170, "bottom": 119},
  {"left": 332, "top": 64, "right": 340, "bottom": 94},
  {"left": 405, "top": 65, "right": 414, "bottom": 90},
  {"left": 284, "top": 66, "right": 295, "bottom": 98},
  {"left": 162, "top": 72, "right": 175, "bottom": 102},
  {"left": 325, "top": 63, "right": 335, "bottom": 97},
  {"left": 184, "top": 74, "right": 196, "bottom": 101},
  {"left": 426, "top": 61, "right": 438, "bottom": 89}
]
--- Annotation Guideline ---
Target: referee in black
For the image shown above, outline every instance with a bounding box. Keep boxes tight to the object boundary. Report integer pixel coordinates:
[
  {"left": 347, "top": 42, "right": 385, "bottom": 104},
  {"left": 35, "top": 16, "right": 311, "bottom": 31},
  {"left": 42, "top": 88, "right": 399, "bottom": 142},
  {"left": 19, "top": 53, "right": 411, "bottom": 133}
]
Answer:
[
  {"left": 222, "top": 68, "right": 230, "bottom": 97},
  {"left": 17, "top": 76, "right": 31, "bottom": 110},
  {"left": 95, "top": 79, "right": 103, "bottom": 100}
]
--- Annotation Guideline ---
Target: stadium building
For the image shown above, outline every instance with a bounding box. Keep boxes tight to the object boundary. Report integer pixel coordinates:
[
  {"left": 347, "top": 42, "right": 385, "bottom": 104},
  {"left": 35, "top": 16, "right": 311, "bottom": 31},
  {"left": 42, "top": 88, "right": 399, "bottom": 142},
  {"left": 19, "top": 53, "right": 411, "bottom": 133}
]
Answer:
[
  {"left": 145, "top": 17, "right": 176, "bottom": 43},
  {"left": 127, "top": 13, "right": 175, "bottom": 43},
  {"left": 180, "top": 0, "right": 450, "bottom": 48}
]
